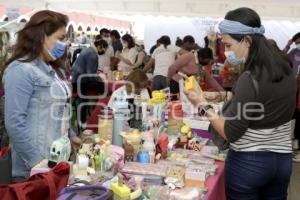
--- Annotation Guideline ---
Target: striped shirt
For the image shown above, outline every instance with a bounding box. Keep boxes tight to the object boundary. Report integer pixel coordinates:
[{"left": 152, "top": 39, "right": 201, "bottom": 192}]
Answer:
[{"left": 230, "top": 121, "right": 292, "bottom": 153}]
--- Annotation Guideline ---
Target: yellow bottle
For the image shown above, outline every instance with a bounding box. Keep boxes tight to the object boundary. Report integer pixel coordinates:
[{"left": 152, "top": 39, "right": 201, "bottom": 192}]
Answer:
[{"left": 185, "top": 75, "right": 202, "bottom": 92}]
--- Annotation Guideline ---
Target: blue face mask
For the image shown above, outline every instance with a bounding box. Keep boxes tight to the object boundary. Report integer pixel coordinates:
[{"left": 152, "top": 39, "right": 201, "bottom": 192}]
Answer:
[
  {"left": 48, "top": 41, "right": 66, "bottom": 60},
  {"left": 224, "top": 51, "right": 245, "bottom": 65}
]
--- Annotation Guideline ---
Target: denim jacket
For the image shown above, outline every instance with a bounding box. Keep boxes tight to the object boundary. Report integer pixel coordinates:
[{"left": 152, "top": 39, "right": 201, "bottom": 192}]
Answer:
[{"left": 3, "top": 58, "right": 75, "bottom": 178}]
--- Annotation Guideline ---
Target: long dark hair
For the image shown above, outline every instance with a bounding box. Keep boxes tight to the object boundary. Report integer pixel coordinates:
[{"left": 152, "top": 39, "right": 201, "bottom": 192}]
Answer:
[
  {"left": 4, "top": 10, "right": 68, "bottom": 71},
  {"left": 225, "top": 7, "right": 291, "bottom": 82},
  {"left": 122, "top": 34, "right": 135, "bottom": 49},
  {"left": 159, "top": 35, "right": 171, "bottom": 48}
]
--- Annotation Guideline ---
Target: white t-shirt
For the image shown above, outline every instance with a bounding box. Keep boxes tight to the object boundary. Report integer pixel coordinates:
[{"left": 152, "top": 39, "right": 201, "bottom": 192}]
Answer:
[
  {"left": 107, "top": 86, "right": 150, "bottom": 109},
  {"left": 118, "top": 47, "right": 138, "bottom": 73},
  {"left": 98, "top": 45, "right": 114, "bottom": 72},
  {"left": 152, "top": 45, "right": 180, "bottom": 77}
]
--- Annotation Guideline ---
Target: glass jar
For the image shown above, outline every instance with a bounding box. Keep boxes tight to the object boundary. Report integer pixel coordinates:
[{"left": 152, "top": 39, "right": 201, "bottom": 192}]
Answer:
[
  {"left": 167, "top": 102, "right": 184, "bottom": 135},
  {"left": 98, "top": 108, "right": 113, "bottom": 142}
]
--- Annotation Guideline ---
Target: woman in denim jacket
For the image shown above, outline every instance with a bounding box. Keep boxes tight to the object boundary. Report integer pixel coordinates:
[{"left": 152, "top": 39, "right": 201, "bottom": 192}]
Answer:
[{"left": 2, "top": 10, "right": 81, "bottom": 182}]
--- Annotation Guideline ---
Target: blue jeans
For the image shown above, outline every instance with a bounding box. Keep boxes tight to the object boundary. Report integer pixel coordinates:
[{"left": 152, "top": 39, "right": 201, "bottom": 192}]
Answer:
[{"left": 225, "top": 149, "right": 292, "bottom": 200}]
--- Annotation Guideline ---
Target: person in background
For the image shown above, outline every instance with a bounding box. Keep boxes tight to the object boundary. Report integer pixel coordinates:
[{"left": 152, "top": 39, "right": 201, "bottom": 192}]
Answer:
[
  {"left": 176, "top": 37, "right": 184, "bottom": 48},
  {"left": 293, "top": 74, "right": 300, "bottom": 162},
  {"left": 198, "top": 47, "right": 214, "bottom": 73},
  {"left": 80, "top": 32, "right": 88, "bottom": 44},
  {"left": 169, "top": 36, "right": 215, "bottom": 94},
  {"left": 204, "top": 36, "right": 209, "bottom": 48},
  {"left": 149, "top": 39, "right": 160, "bottom": 55},
  {"left": 185, "top": 7, "right": 296, "bottom": 199},
  {"left": 143, "top": 35, "right": 185, "bottom": 91},
  {"left": 182, "top": 35, "right": 196, "bottom": 51},
  {"left": 107, "top": 69, "right": 150, "bottom": 108},
  {"left": 72, "top": 39, "right": 108, "bottom": 125},
  {"left": 110, "top": 30, "right": 123, "bottom": 71},
  {"left": 99, "top": 28, "right": 114, "bottom": 73},
  {"left": 110, "top": 29, "right": 123, "bottom": 55},
  {"left": 134, "top": 40, "right": 148, "bottom": 69},
  {"left": 167, "top": 47, "right": 224, "bottom": 95},
  {"left": 3, "top": 10, "right": 81, "bottom": 182},
  {"left": 99, "top": 28, "right": 110, "bottom": 40},
  {"left": 283, "top": 32, "right": 300, "bottom": 76},
  {"left": 283, "top": 32, "right": 300, "bottom": 161},
  {"left": 117, "top": 34, "right": 138, "bottom": 74}
]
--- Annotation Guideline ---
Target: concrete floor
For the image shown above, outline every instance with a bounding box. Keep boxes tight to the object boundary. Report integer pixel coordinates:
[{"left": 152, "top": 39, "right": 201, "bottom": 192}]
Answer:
[{"left": 288, "top": 163, "right": 300, "bottom": 200}]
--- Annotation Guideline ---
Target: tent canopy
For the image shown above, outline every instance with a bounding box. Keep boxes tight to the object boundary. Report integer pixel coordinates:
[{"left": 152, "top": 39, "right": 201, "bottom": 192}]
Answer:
[
  {"left": 1, "top": 0, "right": 300, "bottom": 52},
  {"left": 1, "top": 0, "right": 300, "bottom": 21}
]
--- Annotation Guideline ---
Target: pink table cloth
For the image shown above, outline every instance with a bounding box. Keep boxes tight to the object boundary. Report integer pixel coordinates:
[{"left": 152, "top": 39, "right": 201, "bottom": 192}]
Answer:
[{"left": 205, "top": 161, "right": 226, "bottom": 200}]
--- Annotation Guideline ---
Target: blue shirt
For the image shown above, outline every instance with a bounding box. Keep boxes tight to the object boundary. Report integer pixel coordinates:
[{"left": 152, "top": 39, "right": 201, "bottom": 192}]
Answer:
[{"left": 71, "top": 46, "right": 99, "bottom": 83}]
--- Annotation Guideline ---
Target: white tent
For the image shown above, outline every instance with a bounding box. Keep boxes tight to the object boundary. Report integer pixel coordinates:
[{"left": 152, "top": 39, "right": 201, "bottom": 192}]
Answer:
[
  {"left": 1, "top": 0, "right": 300, "bottom": 50},
  {"left": 2, "top": 0, "right": 300, "bottom": 21}
]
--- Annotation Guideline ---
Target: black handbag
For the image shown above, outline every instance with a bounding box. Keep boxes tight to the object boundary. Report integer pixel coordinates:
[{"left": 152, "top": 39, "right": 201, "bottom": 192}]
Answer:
[{"left": 0, "top": 147, "right": 12, "bottom": 184}]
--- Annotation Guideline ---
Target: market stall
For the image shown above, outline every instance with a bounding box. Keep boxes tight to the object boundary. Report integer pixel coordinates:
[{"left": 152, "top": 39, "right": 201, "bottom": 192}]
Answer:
[
  {"left": 23, "top": 71, "right": 228, "bottom": 200},
  {"left": 0, "top": 1, "right": 298, "bottom": 200}
]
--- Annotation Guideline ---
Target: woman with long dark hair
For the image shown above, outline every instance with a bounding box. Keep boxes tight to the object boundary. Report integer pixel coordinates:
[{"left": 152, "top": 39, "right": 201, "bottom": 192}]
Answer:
[
  {"left": 185, "top": 7, "right": 296, "bottom": 199},
  {"left": 3, "top": 10, "right": 81, "bottom": 182},
  {"left": 117, "top": 34, "right": 138, "bottom": 74}
]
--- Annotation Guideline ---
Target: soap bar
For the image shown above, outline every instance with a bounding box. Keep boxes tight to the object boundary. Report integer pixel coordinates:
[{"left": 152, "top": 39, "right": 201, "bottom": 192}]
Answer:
[{"left": 184, "top": 76, "right": 202, "bottom": 92}]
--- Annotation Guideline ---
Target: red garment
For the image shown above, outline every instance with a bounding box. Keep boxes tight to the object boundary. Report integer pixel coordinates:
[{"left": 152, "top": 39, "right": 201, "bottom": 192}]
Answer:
[
  {"left": 216, "top": 42, "right": 226, "bottom": 64},
  {"left": 0, "top": 162, "right": 69, "bottom": 200}
]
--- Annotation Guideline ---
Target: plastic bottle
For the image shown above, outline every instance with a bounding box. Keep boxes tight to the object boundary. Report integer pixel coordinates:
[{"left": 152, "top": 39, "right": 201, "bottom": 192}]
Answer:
[{"left": 112, "top": 96, "right": 131, "bottom": 147}]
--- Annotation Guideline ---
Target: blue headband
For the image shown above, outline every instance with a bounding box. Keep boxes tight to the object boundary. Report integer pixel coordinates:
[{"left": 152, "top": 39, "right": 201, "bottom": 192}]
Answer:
[{"left": 218, "top": 19, "right": 265, "bottom": 35}]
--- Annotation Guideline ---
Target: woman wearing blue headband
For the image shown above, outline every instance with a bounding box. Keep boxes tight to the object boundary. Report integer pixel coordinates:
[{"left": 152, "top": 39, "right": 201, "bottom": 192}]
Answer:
[{"left": 185, "top": 7, "right": 296, "bottom": 200}]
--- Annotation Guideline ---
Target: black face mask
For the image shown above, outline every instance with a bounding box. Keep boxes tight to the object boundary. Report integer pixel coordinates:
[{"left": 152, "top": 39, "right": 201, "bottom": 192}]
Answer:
[{"left": 98, "top": 51, "right": 105, "bottom": 55}]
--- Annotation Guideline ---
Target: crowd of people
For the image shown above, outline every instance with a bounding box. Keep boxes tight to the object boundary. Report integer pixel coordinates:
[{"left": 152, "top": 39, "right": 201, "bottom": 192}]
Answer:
[{"left": 0, "top": 6, "right": 300, "bottom": 200}]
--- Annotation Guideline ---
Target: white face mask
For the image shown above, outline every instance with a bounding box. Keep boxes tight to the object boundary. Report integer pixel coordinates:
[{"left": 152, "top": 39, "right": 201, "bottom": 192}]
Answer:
[
  {"left": 224, "top": 51, "right": 245, "bottom": 65},
  {"left": 296, "top": 44, "right": 300, "bottom": 50},
  {"left": 224, "top": 40, "right": 248, "bottom": 66},
  {"left": 103, "top": 37, "right": 112, "bottom": 45},
  {"left": 122, "top": 42, "right": 128, "bottom": 48}
]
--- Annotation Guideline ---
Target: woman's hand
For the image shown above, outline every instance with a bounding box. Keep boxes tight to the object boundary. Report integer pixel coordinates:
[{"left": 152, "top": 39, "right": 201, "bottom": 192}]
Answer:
[
  {"left": 184, "top": 87, "right": 208, "bottom": 107},
  {"left": 203, "top": 92, "right": 219, "bottom": 102},
  {"left": 286, "top": 39, "right": 293, "bottom": 47},
  {"left": 71, "top": 136, "right": 82, "bottom": 149},
  {"left": 116, "top": 55, "right": 123, "bottom": 61}
]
